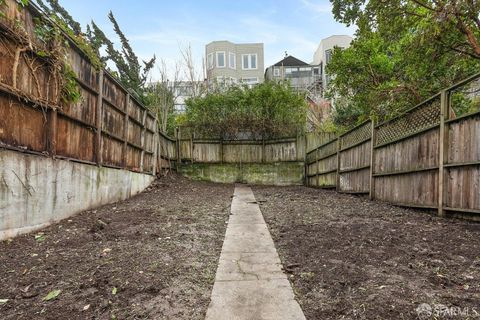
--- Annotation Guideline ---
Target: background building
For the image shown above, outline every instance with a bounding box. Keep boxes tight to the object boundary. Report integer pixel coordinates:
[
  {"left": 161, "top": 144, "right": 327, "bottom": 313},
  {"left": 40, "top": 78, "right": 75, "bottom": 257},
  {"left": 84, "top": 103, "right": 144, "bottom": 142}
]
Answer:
[
  {"left": 171, "top": 81, "right": 205, "bottom": 113},
  {"left": 265, "top": 55, "right": 329, "bottom": 132},
  {"left": 313, "top": 35, "right": 353, "bottom": 89},
  {"left": 265, "top": 55, "right": 322, "bottom": 96},
  {"left": 205, "top": 41, "right": 264, "bottom": 88}
]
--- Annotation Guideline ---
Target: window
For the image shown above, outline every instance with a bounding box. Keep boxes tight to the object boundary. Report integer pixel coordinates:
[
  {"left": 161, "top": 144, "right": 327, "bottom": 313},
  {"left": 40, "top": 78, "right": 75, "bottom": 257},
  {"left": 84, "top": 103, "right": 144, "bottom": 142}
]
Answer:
[
  {"left": 285, "top": 67, "right": 297, "bottom": 75},
  {"left": 241, "top": 77, "right": 259, "bottom": 88},
  {"left": 242, "top": 77, "right": 258, "bottom": 83},
  {"left": 273, "top": 67, "right": 280, "bottom": 77},
  {"left": 325, "top": 49, "right": 333, "bottom": 64},
  {"left": 242, "top": 54, "right": 258, "bottom": 70},
  {"left": 216, "top": 51, "right": 226, "bottom": 68},
  {"left": 174, "top": 104, "right": 186, "bottom": 113},
  {"left": 207, "top": 53, "right": 214, "bottom": 70},
  {"left": 229, "top": 52, "right": 236, "bottom": 69},
  {"left": 175, "top": 84, "right": 193, "bottom": 97}
]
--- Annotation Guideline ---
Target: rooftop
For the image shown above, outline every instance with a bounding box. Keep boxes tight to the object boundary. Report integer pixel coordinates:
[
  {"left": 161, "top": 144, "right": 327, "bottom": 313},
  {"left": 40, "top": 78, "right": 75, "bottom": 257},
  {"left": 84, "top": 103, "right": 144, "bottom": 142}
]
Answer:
[{"left": 272, "top": 55, "right": 309, "bottom": 67}]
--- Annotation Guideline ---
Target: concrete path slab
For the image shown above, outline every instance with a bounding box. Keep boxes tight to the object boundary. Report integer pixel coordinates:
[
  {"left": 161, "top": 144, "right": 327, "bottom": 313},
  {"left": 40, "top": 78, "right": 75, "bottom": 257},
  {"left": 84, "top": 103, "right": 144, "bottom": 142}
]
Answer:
[{"left": 205, "top": 185, "right": 306, "bottom": 320}]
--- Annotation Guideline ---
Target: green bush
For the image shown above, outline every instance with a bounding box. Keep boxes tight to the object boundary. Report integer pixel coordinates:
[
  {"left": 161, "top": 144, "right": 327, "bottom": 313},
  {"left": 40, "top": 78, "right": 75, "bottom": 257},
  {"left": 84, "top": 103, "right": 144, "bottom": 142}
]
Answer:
[{"left": 183, "top": 82, "right": 307, "bottom": 139}]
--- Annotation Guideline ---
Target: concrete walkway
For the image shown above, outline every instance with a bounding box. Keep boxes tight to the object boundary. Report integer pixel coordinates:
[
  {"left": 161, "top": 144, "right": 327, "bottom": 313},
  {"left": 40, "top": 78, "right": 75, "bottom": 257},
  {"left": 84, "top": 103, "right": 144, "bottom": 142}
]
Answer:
[{"left": 205, "top": 185, "right": 306, "bottom": 320}]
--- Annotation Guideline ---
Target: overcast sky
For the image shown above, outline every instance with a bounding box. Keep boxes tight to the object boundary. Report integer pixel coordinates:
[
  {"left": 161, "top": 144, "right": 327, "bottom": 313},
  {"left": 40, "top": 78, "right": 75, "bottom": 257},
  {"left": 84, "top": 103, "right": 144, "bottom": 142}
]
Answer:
[{"left": 58, "top": 0, "right": 355, "bottom": 80}]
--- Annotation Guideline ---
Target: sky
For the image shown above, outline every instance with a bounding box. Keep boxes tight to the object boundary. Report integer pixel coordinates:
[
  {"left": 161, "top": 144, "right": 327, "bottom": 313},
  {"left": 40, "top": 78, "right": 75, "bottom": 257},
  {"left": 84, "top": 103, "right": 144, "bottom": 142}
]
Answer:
[{"left": 59, "top": 0, "right": 355, "bottom": 80}]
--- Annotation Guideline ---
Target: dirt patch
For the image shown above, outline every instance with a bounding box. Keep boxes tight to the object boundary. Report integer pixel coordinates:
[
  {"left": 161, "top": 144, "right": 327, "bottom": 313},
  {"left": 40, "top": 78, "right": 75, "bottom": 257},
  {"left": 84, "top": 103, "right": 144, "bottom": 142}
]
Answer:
[
  {"left": 0, "top": 174, "right": 233, "bottom": 319},
  {"left": 254, "top": 186, "right": 480, "bottom": 320}
]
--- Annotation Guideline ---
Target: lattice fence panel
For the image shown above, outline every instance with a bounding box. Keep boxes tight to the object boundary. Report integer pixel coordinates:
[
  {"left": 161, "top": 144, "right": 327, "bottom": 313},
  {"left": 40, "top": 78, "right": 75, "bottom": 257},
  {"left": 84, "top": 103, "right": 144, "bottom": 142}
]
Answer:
[
  {"left": 376, "top": 98, "right": 441, "bottom": 146},
  {"left": 340, "top": 121, "right": 371, "bottom": 150},
  {"left": 450, "top": 77, "right": 480, "bottom": 117}
]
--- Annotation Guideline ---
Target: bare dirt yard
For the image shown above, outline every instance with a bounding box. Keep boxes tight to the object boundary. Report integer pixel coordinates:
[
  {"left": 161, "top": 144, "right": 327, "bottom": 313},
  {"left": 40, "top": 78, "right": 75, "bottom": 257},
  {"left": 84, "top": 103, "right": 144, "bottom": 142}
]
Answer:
[
  {"left": 0, "top": 175, "right": 233, "bottom": 320},
  {"left": 254, "top": 185, "right": 480, "bottom": 320}
]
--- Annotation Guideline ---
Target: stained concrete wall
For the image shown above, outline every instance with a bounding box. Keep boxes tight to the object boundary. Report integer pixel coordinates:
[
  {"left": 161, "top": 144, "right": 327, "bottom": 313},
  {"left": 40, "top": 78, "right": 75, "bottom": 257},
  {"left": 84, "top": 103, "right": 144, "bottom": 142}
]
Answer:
[
  {"left": 179, "top": 162, "right": 304, "bottom": 186},
  {"left": 0, "top": 150, "right": 155, "bottom": 240}
]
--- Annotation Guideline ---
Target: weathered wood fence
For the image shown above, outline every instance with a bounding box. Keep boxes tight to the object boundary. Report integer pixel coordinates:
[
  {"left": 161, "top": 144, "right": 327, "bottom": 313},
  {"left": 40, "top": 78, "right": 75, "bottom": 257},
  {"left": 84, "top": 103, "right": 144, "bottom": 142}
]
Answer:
[
  {"left": 158, "top": 131, "right": 177, "bottom": 171},
  {"left": 176, "top": 130, "right": 305, "bottom": 164},
  {"left": 174, "top": 129, "right": 306, "bottom": 185},
  {"left": 0, "top": 0, "right": 163, "bottom": 174},
  {"left": 307, "top": 73, "right": 480, "bottom": 217}
]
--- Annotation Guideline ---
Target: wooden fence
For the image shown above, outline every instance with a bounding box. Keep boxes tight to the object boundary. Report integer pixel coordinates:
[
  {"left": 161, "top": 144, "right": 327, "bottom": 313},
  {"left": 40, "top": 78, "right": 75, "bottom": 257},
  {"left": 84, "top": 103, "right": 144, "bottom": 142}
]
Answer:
[
  {"left": 175, "top": 135, "right": 305, "bottom": 164},
  {"left": 158, "top": 131, "right": 177, "bottom": 170},
  {"left": 305, "top": 131, "right": 337, "bottom": 153},
  {"left": 306, "top": 73, "right": 480, "bottom": 216},
  {"left": 0, "top": 0, "right": 159, "bottom": 174}
]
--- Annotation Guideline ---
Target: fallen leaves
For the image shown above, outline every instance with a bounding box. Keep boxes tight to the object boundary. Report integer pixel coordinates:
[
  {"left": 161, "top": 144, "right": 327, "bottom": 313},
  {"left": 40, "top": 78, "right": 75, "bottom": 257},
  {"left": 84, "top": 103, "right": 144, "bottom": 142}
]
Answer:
[
  {"left": 42, "top": 289, "right": 61, "bottom": 301},
  {"left": 34, "top": 233, "right": 46, "bottom": 243}
]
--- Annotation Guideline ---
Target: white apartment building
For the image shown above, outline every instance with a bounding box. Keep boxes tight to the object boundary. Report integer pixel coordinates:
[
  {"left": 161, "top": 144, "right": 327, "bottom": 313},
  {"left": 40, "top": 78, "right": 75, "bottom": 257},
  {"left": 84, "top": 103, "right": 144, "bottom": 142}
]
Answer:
[
  {"left": 205, "top": 40, "right": 264, "bottom": 88},
  {"left": 313, "top": 35, "right": 353, "bottom": 89}
]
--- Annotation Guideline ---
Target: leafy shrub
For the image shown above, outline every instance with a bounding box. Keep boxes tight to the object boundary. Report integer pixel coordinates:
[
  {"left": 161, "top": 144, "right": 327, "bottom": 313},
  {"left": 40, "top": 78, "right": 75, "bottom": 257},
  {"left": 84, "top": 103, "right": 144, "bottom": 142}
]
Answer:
[{"left": 183, "top": 81, "right": 307, "bottom": 139}]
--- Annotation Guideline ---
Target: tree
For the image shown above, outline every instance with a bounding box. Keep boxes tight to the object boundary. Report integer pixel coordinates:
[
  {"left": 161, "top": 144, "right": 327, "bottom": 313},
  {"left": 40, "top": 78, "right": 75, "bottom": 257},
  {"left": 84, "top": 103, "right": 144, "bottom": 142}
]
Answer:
[
  {"left": 179, "top": 44, "right": 206, "bottom": 98},
  {"left": 331, "top": 0, "right": 480, "bottom": 59},
  {"left": 35, "top": 0, "right": 156, "bottom": 102},
  {"left": 326, "top": 0, "right": 480, "bottom": 128},
  {"left": 86, "top": 12, "right": 155, "bottom": 101},
  {"left": 144, "top": 59, "right": 181, "bottom": 136},
  {"left": 35, "top": 0, "right": 81, "bottom": 35}
]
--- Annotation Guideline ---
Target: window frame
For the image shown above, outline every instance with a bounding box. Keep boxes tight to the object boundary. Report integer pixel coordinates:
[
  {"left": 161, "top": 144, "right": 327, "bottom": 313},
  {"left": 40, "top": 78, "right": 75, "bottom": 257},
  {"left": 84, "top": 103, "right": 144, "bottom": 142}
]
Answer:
[
  {"left": 229, "top": 52, "right": 236, "bottom": 69},
  {"left": 216, "top": 51, "right": 226, "bottom": 68},
  {"left": 325, "top": 49, "right": 333, "bottom": 64},
  {"left": 207, "top": 53, "right": 214, "bottom": 70},
  {"left": 242, "top": 53, "right": 258, "bottom": 70},
  {"left": 241, "top": 77, "right": 259, "bottom": 83}
]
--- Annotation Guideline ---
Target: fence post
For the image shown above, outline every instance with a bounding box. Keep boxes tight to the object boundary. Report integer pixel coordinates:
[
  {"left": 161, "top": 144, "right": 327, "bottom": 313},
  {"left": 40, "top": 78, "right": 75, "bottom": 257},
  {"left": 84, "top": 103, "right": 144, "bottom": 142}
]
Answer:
[
  {"left": 152, "top": 126, "right": 158, "bottom": 176},
  {"left": 316, "top": 148, "right": 320, "bottom": 188},
  {"left": 336, "top": 137, "right": 341, "bottom": 191},
  {"left": 262, "top": 137, "right": 266, "bottom": 163},
  {"left": 48, "top": 108, "right": 57, "bottom": 158},
  {"left": 369, "top": 120, "right": 376, "bottom": 200},
  {"left": 140, "top": 109, "right": 147, "bottom": 172},
  {"left": 95, "top": 70, "right": 104, "bottom": 165},
  {"left": 123, "top": 94, "right": 130, "bottom": 169},
  {"left": 220, "top": 138, "right": 224, "bottom": 164},
  {"left": 438, "top": 90, "right": 449, "bottom": 217},
  {"left": 304, "top": 134, "right": 308, "bottom": 186},
  {"left": 176, "top": 127, "right": 181, "bottom": 170},
  {"left": 190, "top": 131, "right": 194, "bottom": 164}
]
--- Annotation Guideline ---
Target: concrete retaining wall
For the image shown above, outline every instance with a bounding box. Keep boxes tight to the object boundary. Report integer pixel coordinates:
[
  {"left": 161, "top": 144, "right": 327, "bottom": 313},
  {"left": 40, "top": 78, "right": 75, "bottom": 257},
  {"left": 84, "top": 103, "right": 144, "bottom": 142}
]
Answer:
[
  {"left": 0, "top": 150, "right": 155, "bottom": 240},
  {"left": 179, "top": 162, "right": 305, "bottom": 186}
]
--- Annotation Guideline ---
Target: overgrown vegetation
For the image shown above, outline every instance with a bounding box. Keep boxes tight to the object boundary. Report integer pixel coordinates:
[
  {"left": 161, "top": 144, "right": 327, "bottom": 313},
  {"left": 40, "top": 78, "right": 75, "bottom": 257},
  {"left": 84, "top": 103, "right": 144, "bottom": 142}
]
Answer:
[
  {"left": 182, "top": 82, "right": 307, "bottom": 139},
  {"left": 35, "top": 0, "right": 156, "bottom": 103},
  {"left": 0, "top": 0, "right": 82, "bottom": 105},
  {"left": 326, "top": 0, "right": 480, "bottom": 129},
  {"left": 0, "top": 0, "right": 158, "bottom": 107}
]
